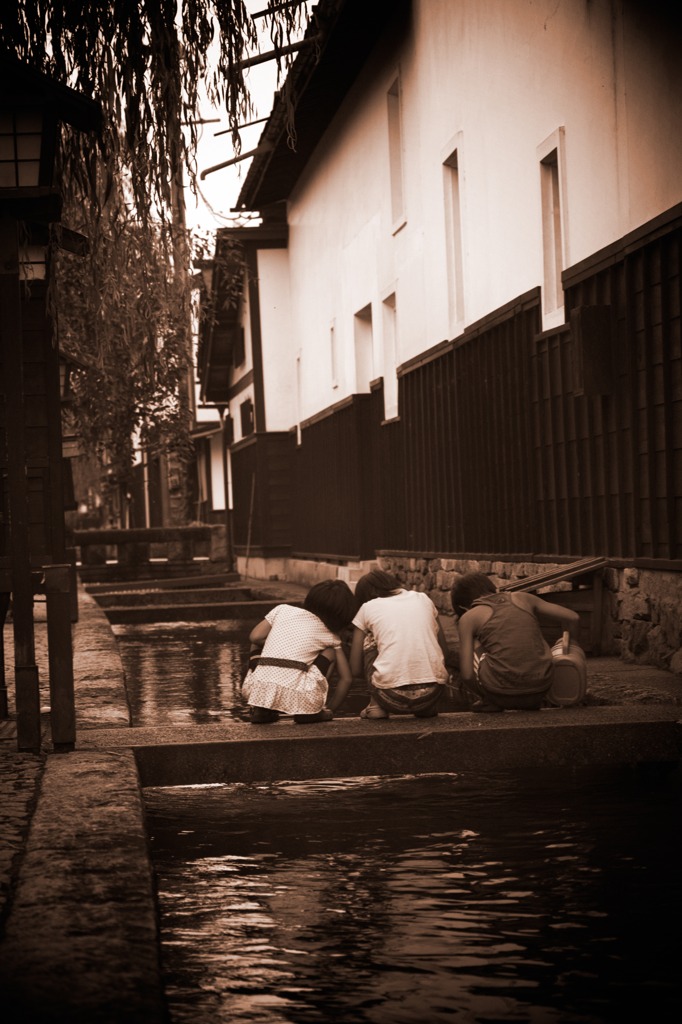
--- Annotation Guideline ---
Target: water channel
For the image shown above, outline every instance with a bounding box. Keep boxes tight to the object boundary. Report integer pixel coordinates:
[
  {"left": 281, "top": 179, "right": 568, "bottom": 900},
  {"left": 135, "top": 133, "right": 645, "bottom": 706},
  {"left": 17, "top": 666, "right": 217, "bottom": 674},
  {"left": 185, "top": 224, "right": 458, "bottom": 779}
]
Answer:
[{"left": 113, "top": 620, "right": 681, "bottom": 1023}]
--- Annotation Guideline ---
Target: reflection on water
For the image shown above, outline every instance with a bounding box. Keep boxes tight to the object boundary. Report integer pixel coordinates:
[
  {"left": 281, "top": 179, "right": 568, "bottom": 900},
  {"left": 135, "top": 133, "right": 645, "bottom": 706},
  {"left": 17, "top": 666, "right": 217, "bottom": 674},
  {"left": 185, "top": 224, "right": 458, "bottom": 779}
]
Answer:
[
  {"left": 146, "top": 767, "right": 682, "bottom": 1023},
  {"left": 113, "top": 621, "right": 464, "bottom": 726},
  {"left": 113, "top": 621, "right": 251, "bottom": 726}
]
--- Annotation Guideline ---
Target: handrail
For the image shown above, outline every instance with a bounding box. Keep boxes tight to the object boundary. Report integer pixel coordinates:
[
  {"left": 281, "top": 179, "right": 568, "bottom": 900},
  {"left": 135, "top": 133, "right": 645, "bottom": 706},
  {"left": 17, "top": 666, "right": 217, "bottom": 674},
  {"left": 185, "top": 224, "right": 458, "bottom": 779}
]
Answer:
[
  {"left": 73, "top": 526, "right": 216, "bottom": 545},
  {"left": 498, "top": 556, "right": 609, "bottom": 592}
]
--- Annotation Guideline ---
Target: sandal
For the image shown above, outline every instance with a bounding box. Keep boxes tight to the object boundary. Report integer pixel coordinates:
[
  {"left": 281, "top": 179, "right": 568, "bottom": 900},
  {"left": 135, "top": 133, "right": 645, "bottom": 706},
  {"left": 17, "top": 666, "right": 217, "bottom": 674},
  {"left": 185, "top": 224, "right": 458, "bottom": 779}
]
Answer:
[
  {"left": 293, "top": 708, "right": 334, "bottom": 723},
  {"left": 360, "top": 705, "right": 389, "bottom": 719},
  {"left": 471, "top": 700, "right": 504, "bottom": 714}
]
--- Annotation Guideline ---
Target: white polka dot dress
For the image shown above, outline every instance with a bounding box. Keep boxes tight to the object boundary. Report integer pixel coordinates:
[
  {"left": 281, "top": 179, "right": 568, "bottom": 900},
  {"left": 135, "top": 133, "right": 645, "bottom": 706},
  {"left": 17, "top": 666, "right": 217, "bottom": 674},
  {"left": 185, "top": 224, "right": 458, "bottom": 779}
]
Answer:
[{"left": 241, "top": 604, "right": 341, "bottom": 715}]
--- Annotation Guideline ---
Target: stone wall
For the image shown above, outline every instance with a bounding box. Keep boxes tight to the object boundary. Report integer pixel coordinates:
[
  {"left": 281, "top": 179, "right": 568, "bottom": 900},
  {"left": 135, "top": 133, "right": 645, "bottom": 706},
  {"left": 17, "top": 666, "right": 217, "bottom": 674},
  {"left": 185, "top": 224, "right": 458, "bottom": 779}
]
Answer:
[{"left": 378, "top": 554, "right": 682, "bottom": 673}]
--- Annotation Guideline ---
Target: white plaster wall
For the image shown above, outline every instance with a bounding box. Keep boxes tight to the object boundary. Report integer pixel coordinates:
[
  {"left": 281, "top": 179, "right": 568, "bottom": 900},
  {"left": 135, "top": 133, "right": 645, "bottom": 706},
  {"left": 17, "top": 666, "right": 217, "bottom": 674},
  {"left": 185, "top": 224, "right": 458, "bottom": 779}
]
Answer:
[
  {"left": 257, "top": 248, "right": 296, "bottom": 431},
  {"left": 282, "top": 0, "right": 682, "bottom": 424}
]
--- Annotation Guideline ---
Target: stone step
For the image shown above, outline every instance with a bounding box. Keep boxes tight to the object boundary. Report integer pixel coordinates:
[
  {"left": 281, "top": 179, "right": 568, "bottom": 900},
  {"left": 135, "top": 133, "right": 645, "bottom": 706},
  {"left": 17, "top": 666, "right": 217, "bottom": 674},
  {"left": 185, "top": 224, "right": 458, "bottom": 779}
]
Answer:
[
  {"left": 84, "top": 572, "right": 238, "bottom": 593},
  {"left": 95, "top": 587, "right": 254, "bottom": 607},
  {"left": 78, "top": 564, "right": 237, "bottom": 585},
  {"left": 103, "top": 599, "right": 299, "bottom": 624}
]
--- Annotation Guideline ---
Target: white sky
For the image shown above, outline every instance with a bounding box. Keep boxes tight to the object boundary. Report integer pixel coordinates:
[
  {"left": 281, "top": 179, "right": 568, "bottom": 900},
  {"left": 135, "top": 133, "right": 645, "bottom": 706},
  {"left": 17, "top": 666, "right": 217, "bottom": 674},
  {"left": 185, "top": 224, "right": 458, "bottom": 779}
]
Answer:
[{"left": 184, "top": 1, "right": 313, "bottom": 232}]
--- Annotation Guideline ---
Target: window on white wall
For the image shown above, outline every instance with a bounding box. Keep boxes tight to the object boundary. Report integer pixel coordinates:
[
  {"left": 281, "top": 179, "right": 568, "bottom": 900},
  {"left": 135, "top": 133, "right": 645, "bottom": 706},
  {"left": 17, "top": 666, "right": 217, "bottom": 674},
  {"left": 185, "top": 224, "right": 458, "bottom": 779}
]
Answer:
[
  {"left": 538, "top": 127, "right": 567, "bottom": 326},
  {"left": 382, "top": 293, "right": 399, "bottom": 420},
  {"left": 295, "top": 349, "right": 302, "bottom": 445},
  {"left": 387, "top": 76, "right": 405, "bottom": 229},
  {"left": 330, "top": 320, "right": 339, "bottom": 389},
  {"left": 354, "top": 304, "right": 374, "bottom": 393},
  {"left": 443, "top": 148, "right": 465, "bottom": 331}
]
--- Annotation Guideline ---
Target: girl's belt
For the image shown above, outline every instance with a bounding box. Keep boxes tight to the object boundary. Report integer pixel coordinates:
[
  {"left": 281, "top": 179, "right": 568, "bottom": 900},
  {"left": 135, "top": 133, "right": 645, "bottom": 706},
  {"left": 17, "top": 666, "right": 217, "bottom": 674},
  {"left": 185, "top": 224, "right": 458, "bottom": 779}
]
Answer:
[
  {"left": 251, "top": 656, "right": 309, "bottom": 671},
  {"left": 250, "top": 655, "right": 333, "bottom": 679}
]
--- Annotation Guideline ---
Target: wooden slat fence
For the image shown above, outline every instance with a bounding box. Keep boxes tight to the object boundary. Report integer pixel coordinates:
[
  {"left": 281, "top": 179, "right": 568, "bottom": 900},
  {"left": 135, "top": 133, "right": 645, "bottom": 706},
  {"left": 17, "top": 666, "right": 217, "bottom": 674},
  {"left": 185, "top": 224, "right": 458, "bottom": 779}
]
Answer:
[{"left": 231, "top": 432, "right": 295, "bottom": 556}]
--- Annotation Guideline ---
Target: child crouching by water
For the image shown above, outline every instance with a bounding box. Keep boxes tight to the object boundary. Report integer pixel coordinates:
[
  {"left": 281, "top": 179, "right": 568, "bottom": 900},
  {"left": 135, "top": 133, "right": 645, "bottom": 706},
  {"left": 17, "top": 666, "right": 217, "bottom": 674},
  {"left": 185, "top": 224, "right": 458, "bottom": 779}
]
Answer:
[
  {"left": 350, "top": 570, "right": 450, "bottom": 719},
  {"left": 242, "top": 580, "right": 356, "bottom": 724},
  {"left": 452, "top": 571, "right": 580, "bottom": 712}
]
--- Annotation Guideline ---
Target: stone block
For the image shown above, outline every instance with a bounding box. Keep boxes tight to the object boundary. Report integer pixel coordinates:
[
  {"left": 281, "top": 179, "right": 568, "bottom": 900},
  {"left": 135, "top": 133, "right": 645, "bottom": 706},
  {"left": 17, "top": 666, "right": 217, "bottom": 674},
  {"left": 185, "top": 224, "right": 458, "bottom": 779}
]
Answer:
[
  {"left": 626, "top": 619, "right": 652, "bottom": 658},
  {"left": 604, "top": 567, "right": 620, "bottom": 591},
  {"left": 435, "top": 570, "right": 455, "bottom": 591},
  {"left": 617, "top": 591, "right": 650, "bottom": 621},
  {"left": 623, "top": 567, "right": 640, "bottom": 588}
]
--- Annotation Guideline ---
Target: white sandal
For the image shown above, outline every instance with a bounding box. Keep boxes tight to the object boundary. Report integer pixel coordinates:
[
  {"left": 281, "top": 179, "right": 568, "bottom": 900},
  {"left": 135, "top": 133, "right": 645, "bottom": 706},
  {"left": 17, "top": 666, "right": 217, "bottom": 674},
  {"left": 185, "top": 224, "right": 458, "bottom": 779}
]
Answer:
[{"left": 359, "top": 705, "right": 389, "bottom": 719}]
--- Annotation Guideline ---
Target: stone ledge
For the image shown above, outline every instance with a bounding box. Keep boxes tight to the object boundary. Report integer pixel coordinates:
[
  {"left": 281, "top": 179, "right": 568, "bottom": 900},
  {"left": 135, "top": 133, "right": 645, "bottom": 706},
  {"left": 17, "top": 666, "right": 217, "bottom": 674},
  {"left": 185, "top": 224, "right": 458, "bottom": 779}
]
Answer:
[{"left": 80, "top": 707, "right": 682, "bottom": 788}]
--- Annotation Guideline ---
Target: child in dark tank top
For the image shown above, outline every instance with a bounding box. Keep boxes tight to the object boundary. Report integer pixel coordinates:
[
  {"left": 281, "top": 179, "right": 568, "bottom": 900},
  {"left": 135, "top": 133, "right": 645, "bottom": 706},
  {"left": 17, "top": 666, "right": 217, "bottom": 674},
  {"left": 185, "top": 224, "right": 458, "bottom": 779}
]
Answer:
[{"left": 451, "top": 572, "right": 580, "bottom": 712}]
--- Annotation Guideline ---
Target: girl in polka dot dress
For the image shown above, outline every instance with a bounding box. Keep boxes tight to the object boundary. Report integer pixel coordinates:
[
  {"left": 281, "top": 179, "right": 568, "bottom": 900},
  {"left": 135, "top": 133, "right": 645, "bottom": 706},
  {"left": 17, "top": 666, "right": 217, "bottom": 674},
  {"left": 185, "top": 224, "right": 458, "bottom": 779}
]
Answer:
[{"left": 242, "top": 580, "right": 356, "bottom": 724}]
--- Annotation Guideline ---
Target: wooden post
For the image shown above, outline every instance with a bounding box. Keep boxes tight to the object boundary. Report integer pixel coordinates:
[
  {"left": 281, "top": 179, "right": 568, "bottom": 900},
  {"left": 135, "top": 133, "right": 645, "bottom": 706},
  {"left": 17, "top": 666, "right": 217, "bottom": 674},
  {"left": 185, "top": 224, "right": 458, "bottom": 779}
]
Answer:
[
  {"left": 44, "top": 564, "right": 75, "bottom": 751},
  {"left": 0, "top": 217, "right": 41, "bottom": 752},
  {"left": 0, "top": 590, "right": 9, "bottom": 718},
  {"left": 218, "top": 407, "right": 235, "bottom": 572}
]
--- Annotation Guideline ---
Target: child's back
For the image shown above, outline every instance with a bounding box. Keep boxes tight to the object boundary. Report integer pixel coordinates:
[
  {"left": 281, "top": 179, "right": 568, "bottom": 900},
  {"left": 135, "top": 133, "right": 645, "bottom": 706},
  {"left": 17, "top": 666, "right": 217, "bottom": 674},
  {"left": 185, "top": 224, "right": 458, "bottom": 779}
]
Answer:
[
  {"left": 472, "top": 592, "right": 553, "bottom": 694},
  {"left": 351, "top": 570, "right": 450, "bottom": 719},
  {"left": 243, "top": 580, "right": 356, "bottom": 724},
  {"left": 356, "top": 589, "right": 448, "bottom": 688},
  {"left": 258, "top": 604, "right": 340, "bottom": 667},
  {"left": 452, "top": 571, "right": 580, "bottom": 712}
]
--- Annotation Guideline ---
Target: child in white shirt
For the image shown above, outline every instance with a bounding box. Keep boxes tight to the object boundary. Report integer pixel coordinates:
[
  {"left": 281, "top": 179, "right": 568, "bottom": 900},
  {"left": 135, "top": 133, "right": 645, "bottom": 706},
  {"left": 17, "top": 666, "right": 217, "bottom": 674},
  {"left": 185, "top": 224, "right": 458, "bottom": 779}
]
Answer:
[{"left": 350, "top": 570, "right": 449, "bottom": 719}]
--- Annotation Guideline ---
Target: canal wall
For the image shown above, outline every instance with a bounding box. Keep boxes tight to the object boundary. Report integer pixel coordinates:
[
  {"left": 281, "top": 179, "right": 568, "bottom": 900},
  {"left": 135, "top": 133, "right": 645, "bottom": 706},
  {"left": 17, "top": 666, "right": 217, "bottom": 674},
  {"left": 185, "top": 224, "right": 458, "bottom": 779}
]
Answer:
[{"left": 378, "top": 555, "right": 682, "bottom": 672}]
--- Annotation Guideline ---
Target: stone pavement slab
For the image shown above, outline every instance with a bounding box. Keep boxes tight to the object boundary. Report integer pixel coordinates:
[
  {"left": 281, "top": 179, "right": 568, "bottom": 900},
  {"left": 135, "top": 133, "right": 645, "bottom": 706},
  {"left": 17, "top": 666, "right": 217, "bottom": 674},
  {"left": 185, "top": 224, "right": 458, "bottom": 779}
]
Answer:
[{"left": 0, "top": 749, "right": 166, "bottom": 1024}]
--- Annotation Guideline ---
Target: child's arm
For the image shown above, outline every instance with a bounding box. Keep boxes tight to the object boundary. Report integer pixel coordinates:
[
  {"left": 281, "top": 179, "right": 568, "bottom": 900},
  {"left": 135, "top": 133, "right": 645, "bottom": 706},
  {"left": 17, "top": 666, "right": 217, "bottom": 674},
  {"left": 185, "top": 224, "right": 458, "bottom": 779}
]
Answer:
[
  {"left": 457, "top": 612, "right": 476, "bottom": 682},
  {"left": 457, "top": 606, "right": 490, "bottom": 681},
  {"left": 526, "top": 595, "right": 580, "bottom": 640},
  {"left": 349, "top": 625, "right": 366, "bottom": 678},
  {"left": 326, "top": 646, "right": 353, "bottom": 712},
  {"left": 436, "top": 621, "right": 451, "bottom": 663},
  {"left": 249, "top": 619, "right": 272, "bottom": 647}
]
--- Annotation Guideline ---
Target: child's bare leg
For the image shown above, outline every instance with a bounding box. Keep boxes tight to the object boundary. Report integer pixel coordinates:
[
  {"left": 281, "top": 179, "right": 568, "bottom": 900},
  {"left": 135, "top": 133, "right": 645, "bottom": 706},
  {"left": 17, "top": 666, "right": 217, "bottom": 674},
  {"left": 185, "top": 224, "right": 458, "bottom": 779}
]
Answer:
[{"left": 359, "top": 647, "right": 389, "bottom": 718}]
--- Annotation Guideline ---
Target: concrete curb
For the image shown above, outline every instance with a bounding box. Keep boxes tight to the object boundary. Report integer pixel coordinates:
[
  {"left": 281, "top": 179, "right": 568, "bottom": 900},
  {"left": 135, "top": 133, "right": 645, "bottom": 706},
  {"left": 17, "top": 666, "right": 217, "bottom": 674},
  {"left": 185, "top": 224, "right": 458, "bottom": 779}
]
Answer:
[
  {"left": 0, "top": 750, "right": 166, "bottom": 1024},
  {"left": 81, "top": 706, "right": 682, "bottom": 788}
]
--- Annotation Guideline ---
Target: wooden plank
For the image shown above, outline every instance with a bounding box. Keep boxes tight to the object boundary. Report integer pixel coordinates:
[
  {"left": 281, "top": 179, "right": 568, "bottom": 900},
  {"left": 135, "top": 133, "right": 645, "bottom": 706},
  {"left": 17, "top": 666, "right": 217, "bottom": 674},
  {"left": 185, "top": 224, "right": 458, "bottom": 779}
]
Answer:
[{"left": 498, "top": 556, "right": 609, "bottom": 592}]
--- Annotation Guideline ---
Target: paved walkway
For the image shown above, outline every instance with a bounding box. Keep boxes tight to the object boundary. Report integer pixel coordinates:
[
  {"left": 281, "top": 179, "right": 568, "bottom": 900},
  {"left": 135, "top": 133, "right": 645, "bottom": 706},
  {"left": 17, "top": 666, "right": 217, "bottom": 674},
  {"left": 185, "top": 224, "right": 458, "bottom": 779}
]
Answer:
[{"left": 0, "top": 581, "right": 680, "bottom": 1022}]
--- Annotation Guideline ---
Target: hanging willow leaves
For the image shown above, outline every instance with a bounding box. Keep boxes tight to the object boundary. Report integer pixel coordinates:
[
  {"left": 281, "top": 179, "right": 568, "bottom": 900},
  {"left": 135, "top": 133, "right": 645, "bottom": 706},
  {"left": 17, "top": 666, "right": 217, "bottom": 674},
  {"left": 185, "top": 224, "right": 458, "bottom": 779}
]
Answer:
[
  {"left": 1, "top": 1, "right": 306, "bottom": 222},
  {"left": 0, "top": 1, "right": 309, "bottom": 506}
]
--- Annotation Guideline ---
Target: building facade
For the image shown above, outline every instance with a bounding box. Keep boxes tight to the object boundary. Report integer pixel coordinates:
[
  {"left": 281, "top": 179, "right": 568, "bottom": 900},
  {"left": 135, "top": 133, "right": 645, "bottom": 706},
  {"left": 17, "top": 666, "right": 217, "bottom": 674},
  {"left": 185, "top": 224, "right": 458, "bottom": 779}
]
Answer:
[{"left": 199, "top": 0, "right": 682, "bottom": 666}]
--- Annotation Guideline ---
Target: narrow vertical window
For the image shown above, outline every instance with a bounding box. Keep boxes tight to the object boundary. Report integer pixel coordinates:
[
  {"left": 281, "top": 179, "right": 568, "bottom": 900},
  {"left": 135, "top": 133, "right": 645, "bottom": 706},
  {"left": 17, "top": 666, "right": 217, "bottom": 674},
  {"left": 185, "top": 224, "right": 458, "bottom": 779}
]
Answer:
[
  {"left": 240, "top": 398, "right": 254, "bottom": 438},
  {"left": 330, "top": 320, "right": 339, "bottom": 389},
  {"left": 295, "top": 349, "right": 302, "bottom": 445},
  {"left": 382, "top": 293, "right": 399, "bottom": 420},
  {"left": 443, "top": 148, "right": 465, "bottom": 331},
  {"left": 354, "top": 304, "right": 373, "bottom": 393},
  {"left": 387, "top": 76, "right": 405, "bottom": 228},
  {"left": 541, "top": 150, "right": 562, "bottom": 315},
  {"left": 538, "top": 127, "right": 567, "bottom": 326}
]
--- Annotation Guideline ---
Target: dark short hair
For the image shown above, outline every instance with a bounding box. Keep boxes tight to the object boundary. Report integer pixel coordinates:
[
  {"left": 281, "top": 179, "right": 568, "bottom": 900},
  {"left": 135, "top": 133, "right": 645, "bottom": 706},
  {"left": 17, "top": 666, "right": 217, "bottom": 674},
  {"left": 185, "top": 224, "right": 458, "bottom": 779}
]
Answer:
[
  {"left": 450, "top": 572, "right": 496, "bottom": 616},
  {"left": 304, "top": 579, "right": 357, "bottom": 634},
  {"left": 354, "top": 570, "right": 401, "bottom": 607}
]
